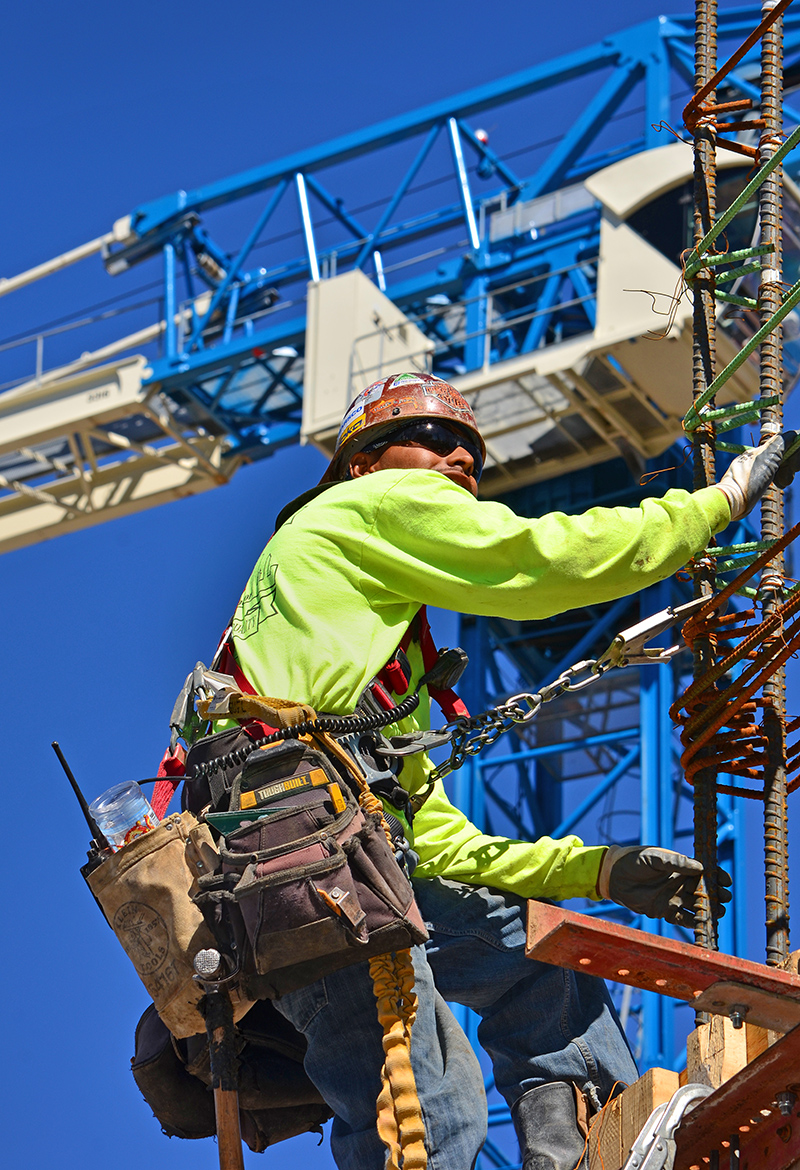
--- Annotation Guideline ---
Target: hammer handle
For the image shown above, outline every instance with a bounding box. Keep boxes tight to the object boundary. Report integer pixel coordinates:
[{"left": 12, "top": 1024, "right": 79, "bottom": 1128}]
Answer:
[{"left": 203, "top": 989, "right": 245, "bottom": 1170}]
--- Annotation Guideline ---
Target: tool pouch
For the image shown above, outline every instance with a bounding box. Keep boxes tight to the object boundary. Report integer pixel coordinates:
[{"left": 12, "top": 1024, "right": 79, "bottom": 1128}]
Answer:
[
  {"left": 193, "top": 738, "right": 428, "bottom": 998},
  {"left": 87, "top": 811, "right": 253, "bottom": 1038}
]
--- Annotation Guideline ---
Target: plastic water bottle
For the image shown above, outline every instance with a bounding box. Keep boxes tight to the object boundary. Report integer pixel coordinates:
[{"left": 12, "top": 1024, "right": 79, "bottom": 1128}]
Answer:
[{"left": 89, "top": 780, "right": 159, "bottom": 851}]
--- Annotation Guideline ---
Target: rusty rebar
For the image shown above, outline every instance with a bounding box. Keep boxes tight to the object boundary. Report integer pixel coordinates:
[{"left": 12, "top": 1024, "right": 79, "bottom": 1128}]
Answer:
[
  {"left": 671, "top": 523, "right": 800, "bottom": 802},
  {"left": 759, "top": 0, "right": 790, "bottom": 966},
  {"left": 692, "top": 0, "right": 721, "bottom": 954}
]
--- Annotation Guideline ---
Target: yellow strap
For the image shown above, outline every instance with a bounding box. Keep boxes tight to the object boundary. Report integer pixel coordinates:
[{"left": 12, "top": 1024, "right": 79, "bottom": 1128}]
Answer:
[
  {"left": 197, "top": 690, "right": 316, "bottom": 727},
  {"left": 310, "top": 729, "right": 369, "bottom": 787}
]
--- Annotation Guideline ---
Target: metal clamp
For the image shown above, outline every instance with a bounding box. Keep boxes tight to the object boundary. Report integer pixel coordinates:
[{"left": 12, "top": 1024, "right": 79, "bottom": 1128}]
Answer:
[
  {"left": 594, "top": 597, "right": 708, "bottom": 673},
  {"left": 623, "top": 1082, "right": 713, "bottom": 1170}
]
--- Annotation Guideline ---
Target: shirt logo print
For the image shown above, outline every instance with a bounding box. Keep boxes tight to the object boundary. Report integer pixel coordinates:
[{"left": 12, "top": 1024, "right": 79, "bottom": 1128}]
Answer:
[{"left": 234, "top": 555, "right": 278, "bottom": 639}]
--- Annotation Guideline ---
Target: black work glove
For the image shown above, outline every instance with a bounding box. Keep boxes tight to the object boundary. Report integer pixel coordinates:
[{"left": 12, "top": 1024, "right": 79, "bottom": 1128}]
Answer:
[
  {"left": 715, "top": 432, "right": 786, "bottom": 521},
  {"left": 775, "top": 430, "right": 800, "bottom": 490},
  {"left": 597, "top": 846, "right": 732, "bottom": 927}
]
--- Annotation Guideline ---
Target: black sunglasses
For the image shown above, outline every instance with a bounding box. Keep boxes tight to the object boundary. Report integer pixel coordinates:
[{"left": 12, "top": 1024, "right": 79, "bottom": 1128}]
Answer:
[{"left": 364, "top": 420, "right": 484, "bottom": 480}]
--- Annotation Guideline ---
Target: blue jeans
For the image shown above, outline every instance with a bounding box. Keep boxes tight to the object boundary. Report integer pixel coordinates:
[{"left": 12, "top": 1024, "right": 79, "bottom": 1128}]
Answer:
[{"left": 273, "top": 877, "right": 638, "bottom": 1170}]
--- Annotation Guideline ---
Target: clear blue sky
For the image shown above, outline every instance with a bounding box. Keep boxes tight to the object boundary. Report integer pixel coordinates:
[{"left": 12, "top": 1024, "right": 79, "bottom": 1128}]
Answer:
[{"left": 1, "top": 3, "right": 788, "bottom": 1168}]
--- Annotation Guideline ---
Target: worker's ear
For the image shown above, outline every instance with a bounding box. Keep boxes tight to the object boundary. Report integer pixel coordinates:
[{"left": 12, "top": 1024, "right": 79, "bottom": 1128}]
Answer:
[{"left": 349, "top": 451, "right": 376, "bottom": 478}]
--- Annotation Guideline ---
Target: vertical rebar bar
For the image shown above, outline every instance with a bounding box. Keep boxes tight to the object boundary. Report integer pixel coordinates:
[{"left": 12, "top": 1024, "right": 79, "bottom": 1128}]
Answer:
[
  {"left": 759, "top": 0, "right": 790, "bottom": 966},
  {"left": 692, "top": 0, "right": 721, "bottom": 954}
]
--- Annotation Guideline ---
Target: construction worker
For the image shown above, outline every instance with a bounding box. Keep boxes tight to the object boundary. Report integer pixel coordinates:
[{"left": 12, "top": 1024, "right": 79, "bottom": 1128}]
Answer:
[{"left": 203, "top": 372, "right": 790, "bottom": 1170}]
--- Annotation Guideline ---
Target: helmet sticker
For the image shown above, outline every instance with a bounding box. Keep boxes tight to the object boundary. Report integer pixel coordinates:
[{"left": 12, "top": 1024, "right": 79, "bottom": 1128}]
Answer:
[
  {"left": 336, "top": 380, "right": 386, "bottom": 445},
  {"left": 388, "top": 372, "right": 426, "bottom": 386},
  {"left": 358, "top": 380, "right": 386, "bottom": 404},
  {"left": 422, "top": 382, "right": 475, "bottom": 419},
  {"left": 338, "top": 411, "right": 366, "bottom": 447}
]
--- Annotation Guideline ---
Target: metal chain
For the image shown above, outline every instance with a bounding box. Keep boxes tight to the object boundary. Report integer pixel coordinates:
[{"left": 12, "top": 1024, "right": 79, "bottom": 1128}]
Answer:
[
  {"left": 426, "top": 595, "right": 709, "bottom": 784},
  {"left": 431, "top": 659, "right": 603, "bottom": 782}
]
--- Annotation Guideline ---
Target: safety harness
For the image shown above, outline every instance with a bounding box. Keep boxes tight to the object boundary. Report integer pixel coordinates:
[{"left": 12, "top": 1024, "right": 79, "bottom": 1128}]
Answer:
[
  {"left": 151, "top": 605, "right": 468, "bottom": 821},
  {"left": 151, "top": 608, "right": 468, "bottom": 1170}
]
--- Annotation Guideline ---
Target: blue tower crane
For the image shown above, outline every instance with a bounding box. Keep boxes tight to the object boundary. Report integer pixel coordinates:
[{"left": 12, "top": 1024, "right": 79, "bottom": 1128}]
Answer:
[{"left": 4, "top": 8, "right": 800, "bottom": 1167}]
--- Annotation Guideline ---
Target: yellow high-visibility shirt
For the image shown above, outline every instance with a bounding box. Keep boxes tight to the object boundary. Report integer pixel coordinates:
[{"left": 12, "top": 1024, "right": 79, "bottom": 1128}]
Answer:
[{"left": 230, "top": 468, "right": 729, "bottom": 901}]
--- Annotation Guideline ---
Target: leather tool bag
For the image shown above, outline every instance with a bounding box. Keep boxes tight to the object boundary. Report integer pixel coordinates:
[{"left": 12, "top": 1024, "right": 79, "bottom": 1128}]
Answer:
[
  {"left": 87, "top": 810, "right": 253, "bottom": 1038},
  {"left": 191, "top": 736, "right": 428, "bottom": 1000},
  {"left": 132, "top": 1000, "right": 332, "bottom": 1151}
]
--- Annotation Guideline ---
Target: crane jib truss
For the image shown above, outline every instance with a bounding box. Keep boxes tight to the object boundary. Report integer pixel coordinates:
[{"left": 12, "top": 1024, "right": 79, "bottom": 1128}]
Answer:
[{"left": 3, "top": 8, "right": 800, "bottom": 476}]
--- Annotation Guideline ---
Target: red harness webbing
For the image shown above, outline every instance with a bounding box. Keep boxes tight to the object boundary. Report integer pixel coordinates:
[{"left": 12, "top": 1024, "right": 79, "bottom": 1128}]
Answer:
[{"left": 152, "top": 606, "right": 468, "bottom": 817}]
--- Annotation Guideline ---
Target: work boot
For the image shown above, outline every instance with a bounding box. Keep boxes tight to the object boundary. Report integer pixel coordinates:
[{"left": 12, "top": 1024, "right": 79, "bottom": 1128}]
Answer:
[{"left": 511, "top": 1081, "right": 588, "bottom": 1170}]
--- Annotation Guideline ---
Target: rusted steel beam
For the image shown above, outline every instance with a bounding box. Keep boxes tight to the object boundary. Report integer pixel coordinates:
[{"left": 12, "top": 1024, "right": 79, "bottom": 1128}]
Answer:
[
  {"left": 738, "top": 1097, "right": 800, "bottom": 1170},
  {"left": 673, "top": 1023, "right": 800, "bottom": 1170},
  {"left": 526, "top": 902, "right": 800, "bottom": 1030}
]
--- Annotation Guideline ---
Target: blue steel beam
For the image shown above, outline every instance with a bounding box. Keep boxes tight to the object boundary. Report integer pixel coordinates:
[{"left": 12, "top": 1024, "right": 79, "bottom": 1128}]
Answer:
[
  {"left": 184, "top": 178, "right": 289, "bottom": 353},
  {"left": 525, "top": 60, "right": 644, "bottom": 200},
  {"left": 302, "top": 173, "right": 369, "bottom": 241},
  {"left": 457, "top": 120, "right": 523, "bottom": 193},
  {"left": 295, "top": 173, "right": 321, "bottom": 283},
  {"left": 352, "top": 124, "right": 441, "bottom": 270},
  {"left": 125, "top": 39, "right": 621, "bottom": 235},
  {"left": 551, "top": 744, "right": 641, "bottom": 838},
  {"left": 645, "top": 37, "right": 672, "bottom": 149},
  {"left": 123, "top": 9, "right": 800, "bottom": 240},
  {"left": 163, "top": 242, "right": 177, "bottom": 361},
  {"left": 448, "top": 118, "right": 481, "bottom": 252}
]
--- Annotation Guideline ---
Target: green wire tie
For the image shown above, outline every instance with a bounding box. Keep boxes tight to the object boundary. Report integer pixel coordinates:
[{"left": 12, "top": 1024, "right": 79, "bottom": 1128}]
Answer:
[
  {"left": 715, "top": 291, "right": 759, "bottom": 308},
  {"left": 715, "top": 557, "right": 761, "bottom": 574},
  {"left": 714, "top": 262, "right": 764, "bottom": 286},
  {"left": 687, "top": 244, "right": 775, "bottom": 276},
  {"left": 685, "top": 279, "right": 800, "bottom": 431},
  {"left": 684, "top": 124, "right": 800, "bottom": 278},
  {"left": 698, "top": 398, "right": 780, "bottom": 424},
  {"left": 690, "top": 397, "right": 781, "bottom": 436},
  {"left": 706, "top": 541, "right": 773, "bottom": 557}
]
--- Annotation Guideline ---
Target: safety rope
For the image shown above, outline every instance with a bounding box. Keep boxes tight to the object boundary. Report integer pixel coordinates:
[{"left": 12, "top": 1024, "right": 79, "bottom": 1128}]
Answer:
[{"left": 369, "top": 946, "right": 427, "bottom": 1170}]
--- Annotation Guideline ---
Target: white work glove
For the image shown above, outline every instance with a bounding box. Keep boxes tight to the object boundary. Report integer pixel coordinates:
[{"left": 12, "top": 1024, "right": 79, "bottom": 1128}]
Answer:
[
  {"left": 715, "top": 432, "right": 788, "bottom": 521},
  {"left": 597, "top": 846, "right": 732, "bottom": 927}
]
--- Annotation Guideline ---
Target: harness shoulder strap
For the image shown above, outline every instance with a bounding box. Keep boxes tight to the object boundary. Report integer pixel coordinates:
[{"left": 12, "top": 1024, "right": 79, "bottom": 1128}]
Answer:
[
  {"left": 416, "top": 606, "right": 470, "bottom": 722},
  {"left": 378, "top": 607, "right": 469, "bottom": 721}
]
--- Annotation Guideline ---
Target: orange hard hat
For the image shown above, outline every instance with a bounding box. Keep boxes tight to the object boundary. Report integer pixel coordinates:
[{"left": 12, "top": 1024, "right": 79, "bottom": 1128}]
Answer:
[{"left": 321, "top": 371, "right": 485, "bottom": 483}]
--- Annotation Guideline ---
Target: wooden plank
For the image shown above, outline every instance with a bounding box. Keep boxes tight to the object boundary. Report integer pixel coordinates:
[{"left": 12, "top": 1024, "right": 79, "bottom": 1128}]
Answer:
[
  {"left": 621, "top": 1069, "right": 680, "bottom": 1163},
  {"left": 686, "top": 1016, "right": 748, "bottom": 1089},
  {"left": 587, "top": 1068, "right": 678, "bottom": 1170},
  {"left": 746, "top": 1022, "right": 782, "bottom": 1063},
  {"left": 526, "top": 902, "right": 800, "bottom": 1031}
]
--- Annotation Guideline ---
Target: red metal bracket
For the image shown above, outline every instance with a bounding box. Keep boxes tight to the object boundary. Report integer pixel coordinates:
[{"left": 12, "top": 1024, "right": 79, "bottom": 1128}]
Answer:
[
  {"left": 673, "top": 1024, "right": 800, "bottom": 1170},
  {"left": 526, "top": 902, "right": 800, "bottom": 1031}
]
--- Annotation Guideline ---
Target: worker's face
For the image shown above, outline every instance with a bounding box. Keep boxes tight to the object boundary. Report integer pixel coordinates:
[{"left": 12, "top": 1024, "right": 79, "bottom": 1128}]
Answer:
[{"left": 349, "top": 437, "right": 480, "bottom": 497}]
